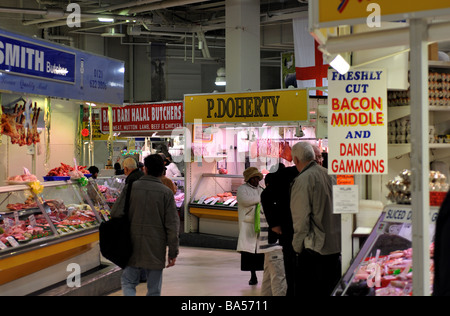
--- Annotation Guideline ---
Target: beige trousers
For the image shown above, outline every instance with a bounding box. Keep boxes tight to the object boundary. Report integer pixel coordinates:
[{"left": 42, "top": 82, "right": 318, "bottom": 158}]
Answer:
[{"left": 261, "top": 248, "right": 287, "bottom": 296}]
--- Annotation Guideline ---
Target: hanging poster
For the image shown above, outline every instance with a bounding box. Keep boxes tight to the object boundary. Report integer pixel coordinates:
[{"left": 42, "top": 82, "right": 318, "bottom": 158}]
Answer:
[{"left": 328, "top": 69, "right": 388, "bottom": 175}]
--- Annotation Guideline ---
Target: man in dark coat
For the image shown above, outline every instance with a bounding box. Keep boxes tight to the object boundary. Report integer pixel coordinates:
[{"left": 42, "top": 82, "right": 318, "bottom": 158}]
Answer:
[
  {"left": 111, "top": 154, "right": 179, "bottom": 296},
  {"left": 266, "top": 166, "right": 299, "bottom": 296}
]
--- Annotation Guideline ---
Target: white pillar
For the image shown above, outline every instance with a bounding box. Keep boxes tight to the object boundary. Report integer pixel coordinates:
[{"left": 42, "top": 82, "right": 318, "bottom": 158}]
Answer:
[
  {"left": 225, "top": 0, "right": 260, "bottom": 92},
  {"left": 409, "top": 18, "right": 430, "bottom": 296}
]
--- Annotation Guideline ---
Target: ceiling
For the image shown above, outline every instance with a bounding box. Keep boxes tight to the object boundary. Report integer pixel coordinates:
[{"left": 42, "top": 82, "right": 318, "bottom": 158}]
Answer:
[
  {"left": 3, "top": 1, "right": 450, "bottom": 58},
  {"left": 0, "top": 0, "right": 308, "bottom": 51}
]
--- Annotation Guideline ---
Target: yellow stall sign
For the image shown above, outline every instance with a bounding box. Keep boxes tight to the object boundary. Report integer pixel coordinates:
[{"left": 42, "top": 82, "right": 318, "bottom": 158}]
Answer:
[
  {"left": 312, "top": 0, "right": 450, "bottom": 28},
  {"left": 184, "top": 89, "right": 308, "bottom": 124}
]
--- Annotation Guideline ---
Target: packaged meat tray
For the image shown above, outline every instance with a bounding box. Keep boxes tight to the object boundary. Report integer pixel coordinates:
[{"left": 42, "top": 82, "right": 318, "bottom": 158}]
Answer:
[{"left": 333, "top": 204, "right": 438, "bottom": 296}]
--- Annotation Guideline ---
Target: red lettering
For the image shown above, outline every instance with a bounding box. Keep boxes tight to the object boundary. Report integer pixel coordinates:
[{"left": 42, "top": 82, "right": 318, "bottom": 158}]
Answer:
[{"left": 332, "top": 98, "right": 340, "bottom": 111}]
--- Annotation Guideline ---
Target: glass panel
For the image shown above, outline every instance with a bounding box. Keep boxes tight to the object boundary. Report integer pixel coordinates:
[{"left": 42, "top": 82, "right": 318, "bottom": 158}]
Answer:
[
  {"left": 95, "top": 176, "right": 126, "bottom": 205},
  {"left": 39, "top": 183, "right": 100, "bottom": 235},
  {"left": 191, "top": 174, "right": 244, "bottom": 208},
  {"left": 0, "top": 188, "right": 55, "bottom": 251}
]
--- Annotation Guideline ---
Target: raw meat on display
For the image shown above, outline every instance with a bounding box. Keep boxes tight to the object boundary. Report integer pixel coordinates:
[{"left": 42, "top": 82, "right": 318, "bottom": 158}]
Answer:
[{"left": 46, "top": 163, "right": 89, "bottom": 177}]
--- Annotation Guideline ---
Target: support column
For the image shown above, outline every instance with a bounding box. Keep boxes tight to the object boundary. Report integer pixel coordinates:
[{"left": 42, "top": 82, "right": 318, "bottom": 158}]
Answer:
[
  {"left": 409, "top": 18, "right": 430, "bottom": 296},
  {"left": 225, "top": 0, "right": 260, "bottom": 92}
]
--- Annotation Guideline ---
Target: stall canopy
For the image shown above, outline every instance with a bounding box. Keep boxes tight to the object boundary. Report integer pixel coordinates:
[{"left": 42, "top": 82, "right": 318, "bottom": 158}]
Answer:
[{"left": 0, "top": 28, "right": 124, "bottom": 105}]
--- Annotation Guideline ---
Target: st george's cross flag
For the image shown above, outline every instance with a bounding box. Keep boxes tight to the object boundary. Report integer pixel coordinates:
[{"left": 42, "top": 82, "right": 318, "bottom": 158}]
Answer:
[{"left": 293, "top": 17, "right": 329, "bottom": 96}]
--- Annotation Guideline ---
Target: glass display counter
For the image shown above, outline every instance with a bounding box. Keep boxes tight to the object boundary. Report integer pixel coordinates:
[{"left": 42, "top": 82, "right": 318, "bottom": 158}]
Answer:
[
  {"left": 95, "top": 175, "right": 126, "bottom": 205},
  {"left": 0, "top": 180, "right": 109, "bottom": 293},
  {"left": 333, "top": 204, "right": 437, "bottom": 296},
  {"left": 189, "top": 173, "right": 244, "bottom": 221}
]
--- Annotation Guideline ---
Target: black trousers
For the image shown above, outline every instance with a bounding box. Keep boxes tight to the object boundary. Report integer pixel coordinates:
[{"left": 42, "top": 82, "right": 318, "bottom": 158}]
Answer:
[
  {"left": 282, "top": 244, "right": 296, "bottom": 296},
  {"left": 294, "top": 249, "right": 341, "bottom": 296}
]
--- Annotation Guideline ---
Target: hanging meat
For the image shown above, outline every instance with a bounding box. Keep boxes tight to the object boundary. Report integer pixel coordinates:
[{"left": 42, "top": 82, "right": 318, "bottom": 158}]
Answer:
[
  {"left": 0, "top": 102, "right": 41, "bottom": 146},
  {"left": 0, "top": 104, "right": 23, "bottom": 144},
  {"left": 27, "top": 103, "right": 40, "bottom": 145}
]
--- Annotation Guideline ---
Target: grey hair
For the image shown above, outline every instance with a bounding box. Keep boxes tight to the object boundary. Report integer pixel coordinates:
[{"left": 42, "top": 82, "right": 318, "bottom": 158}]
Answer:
[
  {"left": 291, "top": 142, "right": 315, "bottom": 163},
  {"left": 123, "top": 157, "right": 138, "bottom": 169}
]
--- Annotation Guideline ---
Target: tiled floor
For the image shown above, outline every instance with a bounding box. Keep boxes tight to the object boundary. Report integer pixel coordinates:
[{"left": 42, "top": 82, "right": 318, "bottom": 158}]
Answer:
[{"left": 108, "top": 247, "right": 263, "bottom": 296}]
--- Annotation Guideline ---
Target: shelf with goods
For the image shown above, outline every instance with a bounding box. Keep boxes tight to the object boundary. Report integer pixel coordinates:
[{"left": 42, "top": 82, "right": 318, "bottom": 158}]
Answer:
[
  {"left": 0, "top": 179, "right": 109, "bottom": 295},
  {"left": 387, "top": 61, "right": 450, "bottom": 159},
  {"left": 333, "top": 204, "right": 438, "bottom": 296}
]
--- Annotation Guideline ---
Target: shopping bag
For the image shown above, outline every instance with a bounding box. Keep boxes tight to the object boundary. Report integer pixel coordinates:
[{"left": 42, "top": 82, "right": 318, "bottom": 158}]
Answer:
[
  {"left": 99, "top": 216, "right": 132, "bottom": 269},
  {"left": 99, "top": 182, "right": 133, "bottom": 269}
]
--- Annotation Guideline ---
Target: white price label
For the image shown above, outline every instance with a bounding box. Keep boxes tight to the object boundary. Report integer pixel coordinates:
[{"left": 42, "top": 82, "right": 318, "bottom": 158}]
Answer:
[
  {"left": 28, "top": 214, "right": 37, "bottom": 227},
  {"left": 14, "top": 211, "right": 19, "bottom": 226},
  {"left": 6, "top": 236, "right": 20, "bottom": 247}
]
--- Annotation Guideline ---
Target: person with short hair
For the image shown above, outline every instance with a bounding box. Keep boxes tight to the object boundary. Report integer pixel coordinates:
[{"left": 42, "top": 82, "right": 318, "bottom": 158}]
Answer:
[
  {"left": 111, "top": 154, "right": 179, "bottom": 296},
  {"left": 87, "top": 166, "right": 99, "bottom": 179},
  {"left": 290, "top": 142, "right": 341, "bottom": 296},
  {"left": 122, "top": 157, "right": 144, "bottom": 184}
]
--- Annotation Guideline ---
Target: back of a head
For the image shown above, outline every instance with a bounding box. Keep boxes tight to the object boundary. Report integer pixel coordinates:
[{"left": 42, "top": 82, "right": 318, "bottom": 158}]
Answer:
[
  {"left": 88, "top": 166, "right": 99, "bottom": 174},
  {"left": 264, "top": 173, "right": 275, "bottom": 186},
  {"left": 291, "top": 142, "right": 315, "bottom": 163},
  {"left": 123, "top": 157, "right": 138, "bottom": 170},
  {"left": 144, "top": 154, "right": 165, "bottom": 177}
]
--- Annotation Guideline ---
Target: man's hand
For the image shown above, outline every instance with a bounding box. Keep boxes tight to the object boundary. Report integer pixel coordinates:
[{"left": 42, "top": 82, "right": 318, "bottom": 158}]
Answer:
[
  {"left": 272, "top": 226, "right": 282, "bottom": 235},
  {"left": 166, "top": 257, "right": 177, "bottom": 268}
]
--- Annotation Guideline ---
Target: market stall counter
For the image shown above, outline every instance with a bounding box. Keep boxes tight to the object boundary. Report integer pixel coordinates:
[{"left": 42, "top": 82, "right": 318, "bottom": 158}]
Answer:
[
  {"left": 189, "top": 173, "right": 244, "bottom": 222},
  {"left": 0, "top": 180, "right": 110, "bottom": 295},
  {"left": 333, "top": 204, "right": 437, "bottom": 296}
]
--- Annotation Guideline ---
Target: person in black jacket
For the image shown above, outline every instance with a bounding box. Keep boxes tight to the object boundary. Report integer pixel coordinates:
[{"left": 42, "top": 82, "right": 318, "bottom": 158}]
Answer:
[
  {"left": 267, "top": 165, "right": 299, "bottom": 296},
  {"left": 261, "top": 173, "right": 281, "bottom": 245},
  {"left": 433, "top": 189, "right": 450, "bottom": 296}
]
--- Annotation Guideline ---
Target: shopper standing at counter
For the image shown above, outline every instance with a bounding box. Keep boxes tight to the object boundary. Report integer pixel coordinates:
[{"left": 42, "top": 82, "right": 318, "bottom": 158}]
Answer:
[
  {"left": 236, "top": 167, "right": 265, "bottom": 286},
  {"left": 123, "top": 157, "right": 144, "bottom": 184},
  {"left": 270, "top": 165, "right": 298, "bottom": 296},
  {"left": 112, "top": 154, "right": 180, "bottom": 296},
  {"left": 290, "top": 142, "right": 341, "bottom": 296}
]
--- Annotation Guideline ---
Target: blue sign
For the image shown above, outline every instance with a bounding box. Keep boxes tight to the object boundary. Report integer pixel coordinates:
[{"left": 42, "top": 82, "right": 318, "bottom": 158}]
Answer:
[
  {"left": 0, "top": 34, "right": 75, "bottom": 84},
  {"left": 0, "top": 28, "right": 124, "bottom": 105}
]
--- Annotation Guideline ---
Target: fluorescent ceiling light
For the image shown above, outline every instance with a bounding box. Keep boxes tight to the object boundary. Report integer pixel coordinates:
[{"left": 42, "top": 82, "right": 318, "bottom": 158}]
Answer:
[
  {"left": 98, "top": 17, "right": 115, "bottom": 22},
  {"left": 215, "top": 67, "right": 226, "bottom": 86},
  {"left": 329, "top": 54, "right": 350, "bottom": 75},
  {"left": 215, "top": 77, "right": 226, "bottom": 86}
]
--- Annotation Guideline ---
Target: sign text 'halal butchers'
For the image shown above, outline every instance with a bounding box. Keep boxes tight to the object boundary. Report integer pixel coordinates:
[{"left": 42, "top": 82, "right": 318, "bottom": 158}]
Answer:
[{"left": 100, "top": 102, "right": 183, "bottom": 133}]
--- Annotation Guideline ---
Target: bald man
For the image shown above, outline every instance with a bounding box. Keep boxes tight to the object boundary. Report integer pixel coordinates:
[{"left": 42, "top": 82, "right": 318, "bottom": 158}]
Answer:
[{"left": 123, "top": 157, "right": 144, "bottom": 185}]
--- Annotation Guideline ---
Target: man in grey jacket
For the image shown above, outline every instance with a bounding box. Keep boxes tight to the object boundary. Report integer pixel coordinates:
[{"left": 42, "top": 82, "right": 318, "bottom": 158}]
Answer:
[
  {"left": 111, "top": 154, "right": 179, "bottom": 296},
  {"left": 290, "top": 142, "right": 341, "bottom": 296}
]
